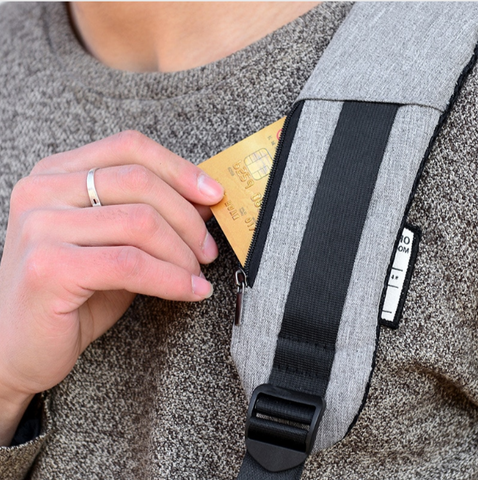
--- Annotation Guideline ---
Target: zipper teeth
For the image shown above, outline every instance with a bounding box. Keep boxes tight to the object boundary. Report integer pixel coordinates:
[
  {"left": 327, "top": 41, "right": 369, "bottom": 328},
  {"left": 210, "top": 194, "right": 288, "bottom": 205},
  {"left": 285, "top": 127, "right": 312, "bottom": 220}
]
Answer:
[{"left": 242, "top": 102, "right": 300, "bottom": 278}]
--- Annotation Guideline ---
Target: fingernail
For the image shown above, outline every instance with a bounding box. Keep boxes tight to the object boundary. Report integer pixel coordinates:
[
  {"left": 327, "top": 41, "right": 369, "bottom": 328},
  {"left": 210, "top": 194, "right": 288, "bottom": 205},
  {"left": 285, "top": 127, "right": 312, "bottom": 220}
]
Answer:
[
  {"left": 197, "top": 173, "right": 224, "bottom": 201},
  {"left": 192, "top": 274, "right": 214, "bottom": 299},
  {"left": 201, "top": 231, "right": 218, "bottom": 262}
]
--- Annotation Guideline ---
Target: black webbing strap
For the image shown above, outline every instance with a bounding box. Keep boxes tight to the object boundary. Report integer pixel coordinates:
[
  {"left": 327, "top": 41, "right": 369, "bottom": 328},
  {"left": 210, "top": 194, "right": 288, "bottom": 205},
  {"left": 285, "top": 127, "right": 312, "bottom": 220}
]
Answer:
[
  {"left": 270, "top": 101, "right": 399, "bottom": 393},
  {"left": 238, "top": 101, "right": 399, "bottom": 479},
  {"left": 238, "top": 453, "right": 304, "bottom": 480}
]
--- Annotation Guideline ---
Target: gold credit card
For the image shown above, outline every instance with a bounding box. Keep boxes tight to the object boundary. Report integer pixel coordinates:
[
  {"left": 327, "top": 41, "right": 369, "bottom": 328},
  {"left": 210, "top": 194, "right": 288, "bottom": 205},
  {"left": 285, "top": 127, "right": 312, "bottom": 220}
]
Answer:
[{"left": 199, "top": 117, "right": 285, "bottom": 266}]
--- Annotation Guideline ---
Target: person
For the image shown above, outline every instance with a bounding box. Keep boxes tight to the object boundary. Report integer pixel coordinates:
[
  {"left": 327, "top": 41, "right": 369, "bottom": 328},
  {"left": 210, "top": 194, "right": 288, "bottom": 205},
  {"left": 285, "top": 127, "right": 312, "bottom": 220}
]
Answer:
[{"left": 0, "top": 2, "right": 477, "bottom": 479}]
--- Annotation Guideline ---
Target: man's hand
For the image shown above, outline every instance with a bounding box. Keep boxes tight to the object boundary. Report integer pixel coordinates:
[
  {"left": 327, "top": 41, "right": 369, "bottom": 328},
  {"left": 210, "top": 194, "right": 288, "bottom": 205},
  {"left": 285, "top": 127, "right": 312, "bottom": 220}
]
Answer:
[{"left": 0, "top": 131, "right": 224, "bottom": 445}]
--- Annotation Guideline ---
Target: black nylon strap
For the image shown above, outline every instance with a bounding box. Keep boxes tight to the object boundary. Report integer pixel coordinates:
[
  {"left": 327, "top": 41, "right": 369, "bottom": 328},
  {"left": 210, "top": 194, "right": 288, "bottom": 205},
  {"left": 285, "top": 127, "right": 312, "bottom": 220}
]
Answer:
[
  {"left": 269, "top": 101, "right": 399, "bottom": 395},
  {"left": 238, "top": 101, "right": 399, "bottom": 479},
  {"left": 238, "top": 452, "right": 304, "bottom": 480}
]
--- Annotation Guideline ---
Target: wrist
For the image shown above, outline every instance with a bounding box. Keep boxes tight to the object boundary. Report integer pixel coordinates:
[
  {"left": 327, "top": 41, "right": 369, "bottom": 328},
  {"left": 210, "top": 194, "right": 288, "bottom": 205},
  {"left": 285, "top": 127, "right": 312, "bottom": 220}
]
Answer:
[{"left": 0, "top": 384, "right": 35, "bottom": 447}]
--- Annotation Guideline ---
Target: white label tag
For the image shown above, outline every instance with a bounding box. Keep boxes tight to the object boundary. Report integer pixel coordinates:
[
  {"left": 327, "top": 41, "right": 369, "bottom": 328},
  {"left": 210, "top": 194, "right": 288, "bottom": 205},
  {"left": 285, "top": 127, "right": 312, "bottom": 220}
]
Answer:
[{"left": 380, "top": 227, "right": 416, "bottom": 324}]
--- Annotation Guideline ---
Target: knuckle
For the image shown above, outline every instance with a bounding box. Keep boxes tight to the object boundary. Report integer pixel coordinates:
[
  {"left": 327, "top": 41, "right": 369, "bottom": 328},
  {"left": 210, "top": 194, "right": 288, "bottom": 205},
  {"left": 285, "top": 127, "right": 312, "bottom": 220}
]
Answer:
[
  {"left": 18, "top": 210, "right": 42, "bottom": 245},
  {"left": 114, "top": 246, "right": 143, "bottom": 280},
  {"left": 125, "top": 204, "right": 160, "bottom": 240},
  {"left": 185, "top": 254, "right": 200, "bottom": 276},
  {"left": 30, "top": 156, "right": 55, "bottom": 175},
  {"left": 182, "top": 198, "right": 200, "bottom": 220},
  {"left": 9, "top": 178, "right": 29, "bottom": 214},
  {"left": 117, "top": 164, "right": 154, "bottom": 195},
  {"left": 113, "top": 130, "right": 148, "bottom": 155},
  {"left": 26, "top": 206, "right": 51, "bottom": 225},
  {"left": 172, "top": 202, "right": 206, "bottom": 245},
  {"left": 17, "top": 209, "right": 60, "bottom": 253},
  {"left": 23, "top": 245, "right": 56, "bottom": 286},
  {"left": 164, "top": 269, "right": 195, "bottom": 301},
  {"left": 173, "top": 242, "right": 199, "bottom": 275},
  {"left": 157, "top": 266, "right": 174, "bottom": 288},
  {"left": 194, "top": 222, "right": 208, "bottom": 249},
  {"left": 174, "top": 240, "right": 200, "bottom": 276},
  {"left": 10, "top": 176, "right": 38, "bottom": 213}
]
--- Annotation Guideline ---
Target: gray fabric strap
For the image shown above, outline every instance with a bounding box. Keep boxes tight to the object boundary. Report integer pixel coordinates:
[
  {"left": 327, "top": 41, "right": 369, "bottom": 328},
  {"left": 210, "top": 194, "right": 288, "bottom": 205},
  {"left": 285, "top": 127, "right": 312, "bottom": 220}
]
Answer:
[
  {"left": 239, "top": 101, "right": 398, "bottom": 476},
  {"left": 298, "top": 2, "right": 478, "bottom": 110},
  {"left": 231, "top": 2, "right": 478, "bottom": 466}
]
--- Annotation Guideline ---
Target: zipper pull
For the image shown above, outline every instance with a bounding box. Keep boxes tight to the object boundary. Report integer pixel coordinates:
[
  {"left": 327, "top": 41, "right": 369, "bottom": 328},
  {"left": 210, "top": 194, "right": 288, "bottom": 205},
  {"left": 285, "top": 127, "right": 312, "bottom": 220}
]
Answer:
[{"left": 235, "top": 268, "right": 248, "bottom": 326}]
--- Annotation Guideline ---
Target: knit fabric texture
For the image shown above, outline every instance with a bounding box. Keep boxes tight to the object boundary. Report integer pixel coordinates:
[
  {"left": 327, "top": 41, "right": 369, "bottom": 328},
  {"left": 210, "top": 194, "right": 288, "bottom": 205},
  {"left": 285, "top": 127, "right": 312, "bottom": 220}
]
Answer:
[{"left": 0, "top": 2, "right": 477, "bottom": 479}]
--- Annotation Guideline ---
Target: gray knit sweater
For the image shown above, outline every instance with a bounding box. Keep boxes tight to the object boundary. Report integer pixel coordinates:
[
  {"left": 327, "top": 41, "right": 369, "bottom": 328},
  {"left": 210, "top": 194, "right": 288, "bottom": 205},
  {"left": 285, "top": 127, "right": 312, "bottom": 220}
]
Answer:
[{"left": 0, "top": 3, "right": 477, "bottom": 479}]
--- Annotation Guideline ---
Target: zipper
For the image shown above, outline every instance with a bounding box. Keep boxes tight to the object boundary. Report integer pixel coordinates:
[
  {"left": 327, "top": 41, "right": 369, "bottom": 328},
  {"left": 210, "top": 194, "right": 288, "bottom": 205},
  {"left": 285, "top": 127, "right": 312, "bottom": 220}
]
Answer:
[
  {"left": 234, "top": 100, "right": 305, "bottom": 325},
  {"left": 234, "top": 268, "right": 247, "bottom": 326}
]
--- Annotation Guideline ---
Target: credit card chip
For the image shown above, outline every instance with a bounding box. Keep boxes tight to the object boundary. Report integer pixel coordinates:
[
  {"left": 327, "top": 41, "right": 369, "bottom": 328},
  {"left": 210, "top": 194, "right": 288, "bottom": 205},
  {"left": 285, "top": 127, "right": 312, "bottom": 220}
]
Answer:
[{"left": 244, "top": 148, "right": 273, "bottom": 180}]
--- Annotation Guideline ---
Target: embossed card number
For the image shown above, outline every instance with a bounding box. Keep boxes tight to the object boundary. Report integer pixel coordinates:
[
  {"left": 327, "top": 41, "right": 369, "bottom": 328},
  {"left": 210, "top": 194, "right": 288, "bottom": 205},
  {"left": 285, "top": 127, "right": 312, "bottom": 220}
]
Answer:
[{"left": 199, "top": 117, "right": 285, "bottom": 265}]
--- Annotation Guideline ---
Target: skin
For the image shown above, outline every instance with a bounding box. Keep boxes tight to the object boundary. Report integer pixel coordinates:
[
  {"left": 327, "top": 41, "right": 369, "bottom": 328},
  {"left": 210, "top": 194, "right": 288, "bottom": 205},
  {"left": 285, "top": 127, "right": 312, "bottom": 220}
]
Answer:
[
  {"left": 0, "top": 132, "right": 223, "bottom": 446},
  {"left": 69, "top": 2, "right": 320, "bottom": 72},
  {"left": 0, "top": 2, "right": 319, "bottom": 446}
]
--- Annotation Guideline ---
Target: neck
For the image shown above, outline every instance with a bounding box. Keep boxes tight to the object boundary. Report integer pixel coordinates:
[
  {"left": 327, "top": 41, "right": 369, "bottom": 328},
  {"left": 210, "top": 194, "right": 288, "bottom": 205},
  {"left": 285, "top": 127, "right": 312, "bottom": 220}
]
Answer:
[{"left": 68, "top": 2, "right": 320, "bottom": 73}]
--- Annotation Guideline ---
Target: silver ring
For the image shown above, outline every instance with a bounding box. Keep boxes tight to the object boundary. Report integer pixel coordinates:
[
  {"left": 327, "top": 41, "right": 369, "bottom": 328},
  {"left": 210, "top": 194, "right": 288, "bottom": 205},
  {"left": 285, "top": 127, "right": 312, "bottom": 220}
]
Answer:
[{"left": 86, "top": 168, "right": 102, "bottom": 207}]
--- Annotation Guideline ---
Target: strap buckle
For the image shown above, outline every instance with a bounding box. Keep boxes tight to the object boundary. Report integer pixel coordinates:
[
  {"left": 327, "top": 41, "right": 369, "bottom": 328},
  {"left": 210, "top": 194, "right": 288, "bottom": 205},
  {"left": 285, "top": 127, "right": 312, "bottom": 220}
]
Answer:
[{"left": 245, "top": 384, "right": 325, "bottom": 472}]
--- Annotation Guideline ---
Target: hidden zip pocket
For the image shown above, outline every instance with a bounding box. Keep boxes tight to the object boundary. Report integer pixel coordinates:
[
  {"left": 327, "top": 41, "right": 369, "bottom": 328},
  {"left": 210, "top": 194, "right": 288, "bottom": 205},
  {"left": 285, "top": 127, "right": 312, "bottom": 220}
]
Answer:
[{"left": 234, "top": 101, "right": 305, "bottom": 325}]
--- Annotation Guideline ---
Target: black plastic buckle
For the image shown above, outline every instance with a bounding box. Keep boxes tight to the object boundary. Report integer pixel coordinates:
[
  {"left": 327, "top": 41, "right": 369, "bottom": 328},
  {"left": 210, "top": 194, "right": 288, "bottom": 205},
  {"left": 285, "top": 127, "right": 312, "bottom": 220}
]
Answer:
[{"left": 245, "top": 384, "right": 325, "bottom": 473}]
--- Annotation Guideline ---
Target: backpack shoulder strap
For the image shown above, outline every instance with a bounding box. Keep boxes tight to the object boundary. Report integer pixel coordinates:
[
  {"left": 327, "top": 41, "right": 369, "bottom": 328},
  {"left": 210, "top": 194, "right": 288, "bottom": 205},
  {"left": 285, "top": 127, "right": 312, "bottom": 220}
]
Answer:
[{"left": 233, "top": 3, "right": 478, "bottom": 478}]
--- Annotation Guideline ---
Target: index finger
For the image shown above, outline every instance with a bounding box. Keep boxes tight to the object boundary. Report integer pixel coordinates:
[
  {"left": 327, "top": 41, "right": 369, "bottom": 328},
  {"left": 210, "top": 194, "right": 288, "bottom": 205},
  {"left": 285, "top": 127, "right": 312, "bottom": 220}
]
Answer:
[{"left": 30, "top": 130, "right": 224, "bottom": 206}]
